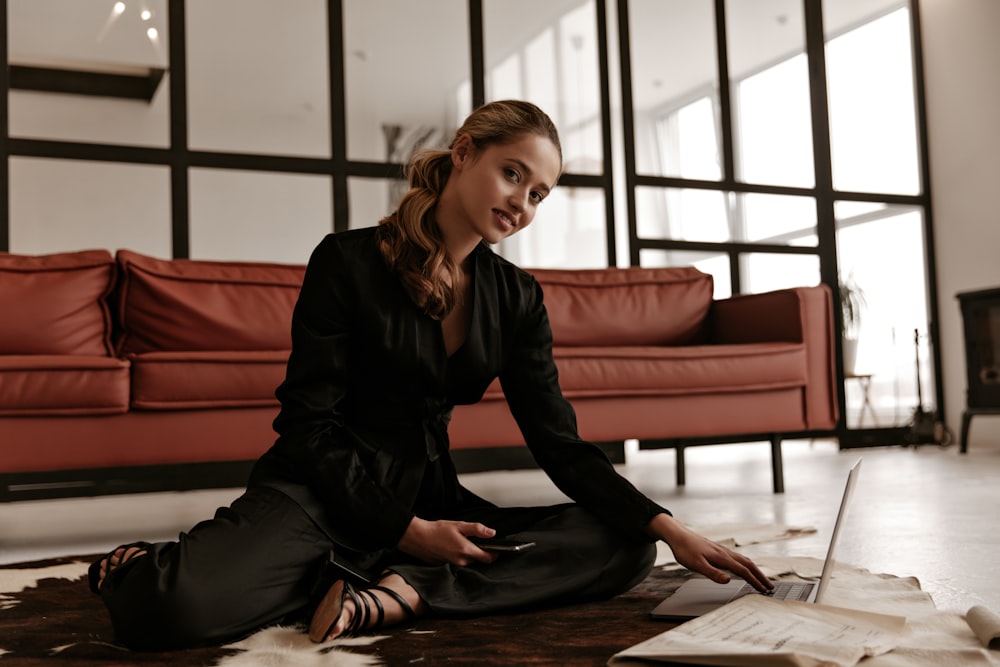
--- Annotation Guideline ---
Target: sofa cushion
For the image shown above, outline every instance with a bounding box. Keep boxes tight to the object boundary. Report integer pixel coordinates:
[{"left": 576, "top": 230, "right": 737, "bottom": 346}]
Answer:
[
  {"left": 529, "top": 266, "right": 713, "bottom": 346},
  {"left": 116, "top": 250, "right": 305, "bottom": 354},
  {"left": 481, "top": 342, "right": 807, "bottom": 400},
  {"left": 0, "top": 249, "right": 115, "bottom": 356},
  {"left": 0, "top": 408, "right": 279, "bottom": 473},
  {"left": 129, "top": 350, "right": 289, "bottom": 410},
  {"left": 0, "top": 354, "right": 130, "bottom": 415},
  {"left": 553, "top": 343, "right": 807, "bottom": 396}
]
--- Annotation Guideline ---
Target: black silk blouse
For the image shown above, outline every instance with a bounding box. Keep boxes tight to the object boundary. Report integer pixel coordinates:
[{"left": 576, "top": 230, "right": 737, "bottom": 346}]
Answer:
[{"left": 249, "top": 227, "right": 668, "bottom": 552}]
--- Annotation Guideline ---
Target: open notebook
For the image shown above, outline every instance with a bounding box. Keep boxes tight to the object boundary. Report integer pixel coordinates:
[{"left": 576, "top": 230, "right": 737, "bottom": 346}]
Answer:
[{"left": 650, "top": 457, "right": 862, "bottom": 620}]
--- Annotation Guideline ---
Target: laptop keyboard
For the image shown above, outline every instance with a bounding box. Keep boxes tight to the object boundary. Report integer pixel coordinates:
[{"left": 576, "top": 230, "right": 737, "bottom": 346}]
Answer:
[{"left": 734, "top": 581, "right": 813, "bottom": 602}]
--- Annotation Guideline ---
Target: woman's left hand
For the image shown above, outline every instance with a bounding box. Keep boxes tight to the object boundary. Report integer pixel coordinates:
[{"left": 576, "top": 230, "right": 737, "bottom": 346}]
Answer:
[{"left": 397, "top": 516, "right": 499, "bottom": 567}]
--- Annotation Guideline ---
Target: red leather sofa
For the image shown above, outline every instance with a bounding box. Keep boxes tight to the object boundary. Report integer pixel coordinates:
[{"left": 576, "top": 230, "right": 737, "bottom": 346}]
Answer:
[
  {"left": 449, "top": 266, "right": 839, "bottom": 491},
  {"left": 0, "top": 249, "right": 838, "bottom": 501}
]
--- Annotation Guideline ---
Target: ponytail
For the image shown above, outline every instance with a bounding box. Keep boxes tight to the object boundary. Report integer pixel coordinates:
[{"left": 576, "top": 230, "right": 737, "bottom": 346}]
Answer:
[{"left": 376, "top": 149, "right": 459, "bottom": 320}]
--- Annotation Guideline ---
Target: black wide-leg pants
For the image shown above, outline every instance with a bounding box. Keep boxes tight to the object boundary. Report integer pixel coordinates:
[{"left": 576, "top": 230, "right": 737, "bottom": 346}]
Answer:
[{"left": 95, "top": 486, "right": 656, "bottom": 651}]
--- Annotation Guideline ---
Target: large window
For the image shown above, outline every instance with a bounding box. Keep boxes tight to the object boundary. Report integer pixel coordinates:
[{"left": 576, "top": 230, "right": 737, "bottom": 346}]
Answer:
[
  {"left": 1, "top": 0, "right": 937, "bottom": 443},
  {"left": 624, "top": 0, "right": 934, "bottom": 441}
]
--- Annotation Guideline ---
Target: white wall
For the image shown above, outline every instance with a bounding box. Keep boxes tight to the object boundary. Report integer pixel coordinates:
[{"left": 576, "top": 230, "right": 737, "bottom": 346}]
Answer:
[{"left": 920, "top": 0, "right": 1000, "bottom": 451}]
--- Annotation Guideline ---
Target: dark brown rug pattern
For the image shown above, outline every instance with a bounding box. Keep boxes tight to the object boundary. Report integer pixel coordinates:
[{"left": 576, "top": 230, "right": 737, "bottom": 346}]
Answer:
[{"left": 0, "top": 554, "right": 695, "bottom": 666}]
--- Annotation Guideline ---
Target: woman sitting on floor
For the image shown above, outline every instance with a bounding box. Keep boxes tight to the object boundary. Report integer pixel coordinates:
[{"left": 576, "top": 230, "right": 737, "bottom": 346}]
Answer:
[{"left": 89, "top": 99, "right": 772, "bottom": 651}]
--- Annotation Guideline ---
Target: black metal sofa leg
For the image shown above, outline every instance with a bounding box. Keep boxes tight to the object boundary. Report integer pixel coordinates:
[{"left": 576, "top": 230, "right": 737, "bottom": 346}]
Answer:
[
  {"left": 770, "top": 435, "right": 785, "bottom": 494},
  {"left": 675, "top": 445, "right": 686, "bottom": 487}
]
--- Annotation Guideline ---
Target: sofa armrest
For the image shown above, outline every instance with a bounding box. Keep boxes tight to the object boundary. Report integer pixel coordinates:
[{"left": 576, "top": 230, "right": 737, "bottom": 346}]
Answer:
[{"left": 711, "top": 285, "right": 838, "bottom": 430}]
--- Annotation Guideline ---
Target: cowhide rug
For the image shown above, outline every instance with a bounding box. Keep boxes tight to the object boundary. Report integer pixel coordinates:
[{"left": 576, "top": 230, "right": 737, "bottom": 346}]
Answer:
[{"left": 0, "top": 554, "right": 695, "bottom": 666}]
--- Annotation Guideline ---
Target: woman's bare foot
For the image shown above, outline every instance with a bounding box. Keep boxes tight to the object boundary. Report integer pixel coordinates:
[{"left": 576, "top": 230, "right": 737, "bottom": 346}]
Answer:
[
  {"left": 309, "top": 573, "right": 425, "bottom": 643},
  {"left": 93, "top": 544, "right": 147, "bottom": 591}
]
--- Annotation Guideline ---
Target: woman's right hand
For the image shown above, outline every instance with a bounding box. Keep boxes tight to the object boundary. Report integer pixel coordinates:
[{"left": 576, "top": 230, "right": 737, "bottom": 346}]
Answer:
[
  {"left": 397, "top": 516, "right": 499, "bottom": 566},
  {"left": 648, "top": 513, "right": 773, "bottom": 593}
]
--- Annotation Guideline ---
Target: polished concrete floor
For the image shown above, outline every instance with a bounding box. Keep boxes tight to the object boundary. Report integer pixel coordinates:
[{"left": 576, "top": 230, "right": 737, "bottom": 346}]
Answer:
[{"left": 2, "top": 439, "right": 998, "bottom": 615}]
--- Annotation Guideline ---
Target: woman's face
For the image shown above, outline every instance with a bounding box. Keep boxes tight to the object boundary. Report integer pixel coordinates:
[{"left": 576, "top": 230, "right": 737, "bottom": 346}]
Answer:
[{"left": 446, "top": 132, "right": 562, "bottom": 246}]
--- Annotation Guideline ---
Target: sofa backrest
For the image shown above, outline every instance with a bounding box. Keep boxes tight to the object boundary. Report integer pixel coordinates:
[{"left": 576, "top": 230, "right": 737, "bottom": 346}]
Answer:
[
  {"left": 116, "top": 250, "right": 306, "bottom": 354},
  {"left": 529, "top": 266, "right": 714, "bottom": 346},
  {"left": 0, "top": 249, "right": 116, "bottom": 356},
  {"left": 1, "top": 248, "right": 714, "bottom": 356}
]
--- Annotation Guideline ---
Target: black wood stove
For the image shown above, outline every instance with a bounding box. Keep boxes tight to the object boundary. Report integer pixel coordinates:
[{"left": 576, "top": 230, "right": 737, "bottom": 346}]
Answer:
[{"left": 957, "top": 286, "right": 1000, "bottom": 452}]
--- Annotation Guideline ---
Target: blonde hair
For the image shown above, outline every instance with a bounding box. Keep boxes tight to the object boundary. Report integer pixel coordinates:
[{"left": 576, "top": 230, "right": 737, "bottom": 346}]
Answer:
[{"left": 376, "top": 100, "right": 562, "bottom": 319}]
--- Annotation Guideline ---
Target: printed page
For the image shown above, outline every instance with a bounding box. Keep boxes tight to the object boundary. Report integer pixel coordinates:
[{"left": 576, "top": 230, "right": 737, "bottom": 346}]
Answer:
[{"left": 609, "top": 594, "right": 908, "bottom": 667}]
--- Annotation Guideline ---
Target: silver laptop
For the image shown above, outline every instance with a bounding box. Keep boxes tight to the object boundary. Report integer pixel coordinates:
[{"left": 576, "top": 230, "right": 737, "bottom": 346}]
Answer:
[{"left": 650, "top": 457, "right": 862, "bottom": 620}]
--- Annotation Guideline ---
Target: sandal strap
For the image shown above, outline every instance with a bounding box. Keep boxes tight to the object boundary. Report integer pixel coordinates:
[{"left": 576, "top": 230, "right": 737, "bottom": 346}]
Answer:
[
  {"left": 368, "top": 584, "right": 417, "bottom": 621},
  {"left": 316, "top": 580, "right": 415, "bottom": 640},
  {"left": 357, "top": 588, "right": 386, "bottom": 631},
  {"left": 342, "top": 583, "right": 366, "bottom": 636}
]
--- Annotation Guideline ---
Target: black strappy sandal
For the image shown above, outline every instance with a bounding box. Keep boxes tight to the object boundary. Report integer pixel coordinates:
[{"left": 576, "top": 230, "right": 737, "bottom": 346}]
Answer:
[
  {"left": 308, "top": 578, "right": 417, "bottom": 643},
  {"left": 87, "top": 541, "right": 150, "bottom": 594}
]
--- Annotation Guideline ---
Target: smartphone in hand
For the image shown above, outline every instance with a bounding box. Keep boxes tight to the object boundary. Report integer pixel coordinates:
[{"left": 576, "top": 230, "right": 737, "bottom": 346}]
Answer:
[{"left": 469, "top": 537, "right": 537, "bottom": 553}]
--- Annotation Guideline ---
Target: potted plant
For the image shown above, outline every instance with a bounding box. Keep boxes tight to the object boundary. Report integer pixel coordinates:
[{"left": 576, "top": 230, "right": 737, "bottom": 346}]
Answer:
[{"left": 839, "top": 276, "right": 866, "bottom": 375}]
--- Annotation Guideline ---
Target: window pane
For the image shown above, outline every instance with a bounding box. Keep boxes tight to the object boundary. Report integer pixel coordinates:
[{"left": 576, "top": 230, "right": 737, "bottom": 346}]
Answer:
[
  {"left": 498, "top": 187, "right": 606, "bottom": 269},
  {"left": 189, "top": 169, "right": 332, "bottom": 264},
  {"left": 344, "top": 0, "right": 467, "bottom": 163},
  {"left": 636, "top": 187, "right": 729, "bottom": 243},
  {"left": 637, "top": 188, "right": 816, "bottom": 246},
  {"left": 640, "top": 249, "right": 732, "bottom": 299},
  {"left": 187, "top": 0, "right": 330, "bottom": 158},
  {"left": 348, "top": 177, "right": 398, "bottom": 231},
  {"left": 484, "top": 0, "right": 603, "bottom": 175},
  {"left": 743, "top": 252, "right": 820, "bottom": 293},
  {"left": 743, "top": 193, "right": 817, "bottom": 246},
  {"left": 836, "top": 203, "right": 931, "bottom": 428},
  {"left": 653, "top": 97, "right": 721, "bottom": 180},
  {"left": 7, "top": 0, "right": 169, "bottom": 147},
  {"left": 825, "top": 5, "right": 920, "bottom": 195},
  {"left": 9, "top": 158, "right": 171, "bottom": 256},
  {"left": 629, "top": 0, "right": 720, "bottom": 178},
  {"left": 727, "top": 0, "right": 813, "bottom": 187}
]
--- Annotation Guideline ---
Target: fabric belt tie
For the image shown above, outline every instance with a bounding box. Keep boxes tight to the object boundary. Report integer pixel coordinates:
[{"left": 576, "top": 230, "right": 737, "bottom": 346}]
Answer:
[{"left": 423, "top": 406, "right": 452, "bottom": 462}]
